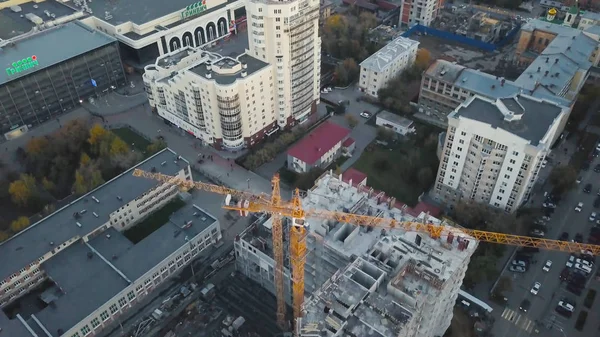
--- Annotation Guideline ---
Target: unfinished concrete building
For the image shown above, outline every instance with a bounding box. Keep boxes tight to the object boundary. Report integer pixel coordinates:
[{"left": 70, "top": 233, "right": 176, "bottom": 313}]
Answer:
[{"left": 234, "top": 172, "right": 477, "bottom": 337}]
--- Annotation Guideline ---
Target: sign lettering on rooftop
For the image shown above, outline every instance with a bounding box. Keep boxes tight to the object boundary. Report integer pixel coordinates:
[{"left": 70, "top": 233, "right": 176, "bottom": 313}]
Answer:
[
  {"left": 6, "top": 55, "right": 39, "bottom": 76},
  {"left": 181, "top": 0, "right": 208, "bottom": 19}
]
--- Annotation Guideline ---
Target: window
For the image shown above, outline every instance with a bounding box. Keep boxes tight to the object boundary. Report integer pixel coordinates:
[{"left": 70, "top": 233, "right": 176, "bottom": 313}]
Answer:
[
  {"left": 109, "top": 304, "right": 118, "bottom": 314},
  {"left": 127, "top": 291, "right": 136, "bottom": 301},
  {"left": 118, "top": 297, "right": 127, "bottom": 307},
  {"left": 71, "top": 333, "right": 81, "bottom": 337},
  {"left": 81, "top": 325, "right": 91, "bottom": 336},
  {"left": 91, "top": 318, "right": 100, "bottom": 329},
  {"left": 100, "top": 311, "right": 109, "bottom": 321}
]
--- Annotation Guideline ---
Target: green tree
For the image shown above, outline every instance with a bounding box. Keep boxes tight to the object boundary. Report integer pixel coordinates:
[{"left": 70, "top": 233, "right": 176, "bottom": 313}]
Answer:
[
  {"left": 417, "top": 167, "right": 433, "bottom": 188},
  {"left": 8, "top": 174, "right": 37, "bottom": 207},
  {"left": 147, "top": 139, "right": 167, "bottom": 155},
  {"left": 0, "top": 231, "right": 9, "bottom": 242},
  {"left": 10, "top": 216, "right": 30, "bottom": 233},
  {"left": 345, "top": 114, "right": 358, "bottom": 128},
  {"left": 465, "top": 252, "right": 498, "bottom": 284},
  {"left": 376, "top": 126, "right": 395, "bottom": 142},
  {"left": 80, "top": 152, "right": 92, "bottom": 166},
  {"left": 25, "top": 137, "right": 49, "bottom": 157},
  {"left": 549, "top": 165, "right": 577, "bottom": 195}
]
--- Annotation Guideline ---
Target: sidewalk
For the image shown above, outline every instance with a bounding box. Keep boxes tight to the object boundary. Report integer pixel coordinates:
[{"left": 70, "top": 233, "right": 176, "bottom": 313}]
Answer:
[{"left": 100, "top": 106, "right": 290, "bottom": 197}]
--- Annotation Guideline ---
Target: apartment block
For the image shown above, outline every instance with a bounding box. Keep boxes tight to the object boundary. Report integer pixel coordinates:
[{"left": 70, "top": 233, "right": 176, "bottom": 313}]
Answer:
[
  {"left": 144, "top": 47, "right": 278, "bottom": 150},
  {"left": 419, "top": 26, "right": 595, "bottom": 130},
  {"left": 359, "top": 36, "right": 419, "bottom": 98},
  {"left": 0, "top": 149, "right": 223, "bottom": 337},
  {"left": 399, "top": 0, "right": 444, "bottom": 27},
  {"left": 433, "top": 94, "right": 568, "bottom": 212},
  {"left": 235, "top": 172, "right": 477, "bottom": 336},
  {"left": 245, "top": 0, "right": 321, "bottom": 125}
]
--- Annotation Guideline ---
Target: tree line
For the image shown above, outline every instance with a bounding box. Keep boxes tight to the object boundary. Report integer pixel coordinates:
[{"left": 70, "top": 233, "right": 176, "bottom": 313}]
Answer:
[{"left": 1, "top": 120, "right": 166, "bottom": 241}]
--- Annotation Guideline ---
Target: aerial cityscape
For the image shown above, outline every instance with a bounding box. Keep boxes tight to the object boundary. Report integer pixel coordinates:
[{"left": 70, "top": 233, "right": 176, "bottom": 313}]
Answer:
[{"left": 0, "top": 0, "right": 600, "bottom": 337}]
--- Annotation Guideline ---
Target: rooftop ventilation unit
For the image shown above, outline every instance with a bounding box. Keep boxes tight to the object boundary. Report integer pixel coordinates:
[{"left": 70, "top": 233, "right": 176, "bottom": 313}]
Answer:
[
  {"left": 117, "top": 196, "right": 123, "bottom": 201},
  {"left": 76, "top": 222, "right": 82, "bottom": 228},
  {"left": 92, "top": 212, "right": 99, "bottom": 218},
  {"left": 161, "top": 161, "right": 167, "bottom": 166},
  {"left": 91, "top": 196, "right": 100, "bottom": 203},
  {"left": 80, "top": 209, "right": 87, "bottom": 214}
]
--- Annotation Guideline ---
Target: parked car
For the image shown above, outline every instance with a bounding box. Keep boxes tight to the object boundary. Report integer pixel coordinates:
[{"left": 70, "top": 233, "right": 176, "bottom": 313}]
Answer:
[
  {"left": 512, "top": 260, "right": 527, "bottom": 267},
  {"left": 595, "top": 164, "right": 600, "bottom": 173},
  {"left": 560, "top": 267, "right": 570, "bottom": 281},
  {"left": 509, "top": 265, "right": 526, "bottom": 273},
  {"left": 594, "top": 197, "right": 600, "bottom": 208},
  {"left": 360, "top": 111, "right": 371, "bottom": 118},
  {"left": 575, "top": 202, "right": 584, "bottom": 212},
  {"left": 574, "top": 263, "right": 592, "bottom": 275},
  {"left": 585, "top": 184, "right": 593, "bottom": 193},
  {"left": 530, "top": 229, "right": 545, "bottom": 237},
  {"left": 530, "top": 282, "right": 541, "bottom": 295},
  {"left": 590, "top": 212, "right": 597, "bottom": 222},
  {"left": 519, "top": 299, "right": 531, "bottom": 312},
  {"left": 566, "top": 255, "right": 575, "bottom": 268},
  {"left": 543, "top": 260, "right": 553, "bottom": 272},
  {"left": 575, "top": 233, "right": 584, "bottom": 243},
  {"left": 576, "top": 176, "right": 582, "bottom": 184}
]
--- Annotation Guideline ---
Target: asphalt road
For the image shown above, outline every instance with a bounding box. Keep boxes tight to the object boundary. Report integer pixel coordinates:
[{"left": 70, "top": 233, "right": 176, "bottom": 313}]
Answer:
[{"left": 491, "top": 158, "right": 600, "bottom": 337}]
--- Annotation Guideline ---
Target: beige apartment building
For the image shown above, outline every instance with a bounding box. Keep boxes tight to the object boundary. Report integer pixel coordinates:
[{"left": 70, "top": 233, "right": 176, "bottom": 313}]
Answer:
[{"left": 433, "top": 94, "right": 568, "bottom": 212}]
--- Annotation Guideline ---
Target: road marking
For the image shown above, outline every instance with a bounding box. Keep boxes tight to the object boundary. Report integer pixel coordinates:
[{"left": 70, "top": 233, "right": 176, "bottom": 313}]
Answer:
[
  {"left": 500, "top": 308, "right": 536, "bottom": 333},
  {"left": 522, "top": 318, "right": 535, "bottom": 333},
  {"left": 514, "top": 314, "right": 522, "bottom": 325}
]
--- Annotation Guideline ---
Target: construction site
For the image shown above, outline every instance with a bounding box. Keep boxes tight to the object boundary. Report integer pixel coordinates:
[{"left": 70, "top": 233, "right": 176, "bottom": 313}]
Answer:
[
  {"left": 233, "top": 171, "right": 479, "bottom": 337},
  {"left": 434, "top": 7, "right": 518, "bottom": 43}
]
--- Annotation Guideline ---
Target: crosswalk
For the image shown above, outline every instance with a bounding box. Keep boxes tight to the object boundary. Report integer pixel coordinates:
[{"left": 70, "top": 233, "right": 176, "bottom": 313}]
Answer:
[{"left": 501, "top": 307, "right": 535, "bottom": 333}]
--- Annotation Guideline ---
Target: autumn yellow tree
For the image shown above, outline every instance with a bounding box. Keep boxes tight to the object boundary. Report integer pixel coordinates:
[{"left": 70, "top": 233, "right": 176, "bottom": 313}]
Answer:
[
  {"left": 415, "top": 49, "right": 432, "bottom": 70},
  {"left": 80, "top": 152, "right": 92, "bottom": 166},
  {"left": 41, "top": 177, "right": 55, "bottom": 192},
  {"left": 0, "top": 231, "right": 9, "bottom": 243},
  {"left": 10, "top": 216, "right": 30, "bottom": 233},
  {"left": 8, "top": 174, "right": 37, "bottom": 206},
  {"left": 110, "top": 137, "right": 129, "bottom": 156},
  {"left": 325, "top": 14, "right": 347, "bottom": 35},
  {"left": 72, "top": 166, "right": 105, "bottom": 195},
  {"left": 25, "top": 137, "right": 49, "bottom": 157},
  {"left": 88, "top": 124, "right": 109, "bottom": 146}
]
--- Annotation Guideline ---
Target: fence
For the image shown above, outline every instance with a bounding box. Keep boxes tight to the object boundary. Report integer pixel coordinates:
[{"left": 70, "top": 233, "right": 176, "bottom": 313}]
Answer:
[{"left": 402, "top": 23, "right": 521, "bottom": 52}]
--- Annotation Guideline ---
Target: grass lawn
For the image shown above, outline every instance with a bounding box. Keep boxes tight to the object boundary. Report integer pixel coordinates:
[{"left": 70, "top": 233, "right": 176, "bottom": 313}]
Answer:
[
  {"left": 352, "top": 122, "right": 440, "bottom": 206},
  {"left": 112, "top": 127, "right": 152, "bottom": 153},
  {"left": 124, "top": 197, "right": 186, "bottom": 243}
]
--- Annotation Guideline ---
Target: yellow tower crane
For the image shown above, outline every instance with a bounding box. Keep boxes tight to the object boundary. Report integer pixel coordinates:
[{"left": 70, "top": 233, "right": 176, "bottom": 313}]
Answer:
[{"left": 132, "top": 169, "right": 600, "bottom": 334}]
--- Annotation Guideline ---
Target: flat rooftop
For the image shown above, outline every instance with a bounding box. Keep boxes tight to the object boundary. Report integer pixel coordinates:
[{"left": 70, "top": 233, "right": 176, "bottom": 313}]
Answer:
[
  {"left": 360, "top": 36, "right": 418, "bottom": 73},
  {"left": 452, "top": 94, "right": 563, "bottom": 146},
  {"left": 0, "top": 1, "right": 77, "bottom": 40},
  {"left": 78, "top": 0, "right": 233, "bottom": 25},
  {"left": 0, "top": 21, "right": 116, "bottom": 87},
  {"left": 377, "top": 110, "right": 413, "bottom": 127},
  {"left": 0, "top": 148, "right": 188, "bottom": 282},
  {"left": 189, "top": 53, "right": 270, "bottom": 85},
  {"left": 31, "top": 204, "right": 217, "bottom": 336}
]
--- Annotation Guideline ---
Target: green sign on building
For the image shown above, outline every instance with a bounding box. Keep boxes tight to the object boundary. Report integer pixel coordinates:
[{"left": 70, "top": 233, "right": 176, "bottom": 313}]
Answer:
[
  {"left": 6, "top": 55, "right": 39, "bottom": 76},
  {"left": 181, "top": 0, "right": 208, "bottom": 19}
]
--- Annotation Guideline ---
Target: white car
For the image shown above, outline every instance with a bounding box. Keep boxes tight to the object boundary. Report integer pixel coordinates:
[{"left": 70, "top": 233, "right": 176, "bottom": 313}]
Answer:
[
  {"left": 575, "top": 258, "right": 593, "bottom": 268},
  {"left": 557, "top": 301, "right": 575, "bottom": 312},
  {"left": 530, "top": 282, "right": 541, "bottom": 295},
  {"left": 566, "top": 255, "right": 575, "bottom": 268},
  {"left": 541, "top": 160, "right": 548, "bottom": 168},
  {"left": 591, "top": 212, "right": 597, "bottom": 222},
  {"left": 575, "top": 263, "right": 592, "bottom": 274},
  {"left": 575, "top": 202, "right": 584, "bottom": 212},
  {"left": 542, "top": 260, "right": 553, "bottom": 272},
  {"left": 360, "top": 112, "right": 371, "bottom": 118}
]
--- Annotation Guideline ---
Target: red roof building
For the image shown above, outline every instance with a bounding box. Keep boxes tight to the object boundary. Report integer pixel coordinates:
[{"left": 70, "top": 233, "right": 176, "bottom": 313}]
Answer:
[{"left": 287, "top": 121, "right": 351, "bottom": 173}]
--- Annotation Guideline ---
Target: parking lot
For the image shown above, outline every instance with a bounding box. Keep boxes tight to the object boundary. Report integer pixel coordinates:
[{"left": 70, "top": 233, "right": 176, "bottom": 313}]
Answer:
[{"left": 491, "top": 145, "right": 600, "bottom": 337}]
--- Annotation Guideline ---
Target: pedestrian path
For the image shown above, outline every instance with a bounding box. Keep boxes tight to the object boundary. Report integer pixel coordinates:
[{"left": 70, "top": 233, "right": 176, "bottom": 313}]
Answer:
[{"left": 501, "top": 307, "right": 535, "bottom": 333}]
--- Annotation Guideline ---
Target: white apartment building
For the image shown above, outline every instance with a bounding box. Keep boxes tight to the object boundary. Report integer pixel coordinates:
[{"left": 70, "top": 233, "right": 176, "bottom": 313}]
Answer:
[
  {"left": 144, "top": 47, "right": 278, "bottom": 150},
  {"left": 235, "top": 172, "right": 477, "bottom": 336},
  {"left": 245, "top": 0, "right": 322, "bottom": 126},
  {"left": 359, "top": 36, "right": 419, "bottom": 98},
  {"left": 433, "top": 94, "right": 568, "bottom": 213},
  {"left": 0, "top": 149, "right": 223, "bottom": 337},
  {"left": 398, "top": 0, "right": 442, "bottom": 27}
]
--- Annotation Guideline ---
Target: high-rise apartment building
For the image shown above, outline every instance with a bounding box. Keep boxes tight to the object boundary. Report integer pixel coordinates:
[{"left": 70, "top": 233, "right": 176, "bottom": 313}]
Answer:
[
  {"left": 144, "top": 48, "right": 279, "bottom": 150},
  {"left": 245, "top": 0, "right": 321, "bottom": 127},
  {"left": 433, "top": 94, "right": 568, "bottom": 212},
  {"left": 235, "top": 172, "right": 477, "bottom": 336},
  {"left": 399, "top": 0, "right": 444, "bottom": 27}
]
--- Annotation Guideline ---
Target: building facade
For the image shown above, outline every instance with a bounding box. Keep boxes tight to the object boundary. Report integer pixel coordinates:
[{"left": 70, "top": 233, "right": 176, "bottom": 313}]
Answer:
[
  {"left": 433, "top": 94, "right": 567, "bottom": 212},
  {"left": 245, "top": 0, "right": 322, "bottom": 127},
  {"left": 144, "top": 47, "right": 278, "bottom": 150},
  {"left": 359, "top": 36, "right": 419, "bottom": 98},
  {"left": 398, "top": 0, "right": 444, "bottom": 27},
  {"left": 375, "top": 111, "right": 415, "bottom": 136},
  {"left": 0, "top": 149, "right": 223, "bottom": 337},
  {"left": 0, "top": 21, "right": 125, "bottom": 140}
]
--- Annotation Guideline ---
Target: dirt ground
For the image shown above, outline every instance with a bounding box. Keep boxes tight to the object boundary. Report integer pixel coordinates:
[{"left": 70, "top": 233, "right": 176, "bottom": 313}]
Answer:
[{"left": 449, "top": 308, "right": 476, "bottom": 337}]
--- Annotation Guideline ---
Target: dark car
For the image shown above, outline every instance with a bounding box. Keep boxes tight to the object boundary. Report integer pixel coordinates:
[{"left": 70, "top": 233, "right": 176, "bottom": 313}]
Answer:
[
  {"left": 584, "top": 184, "right": 593, "bottom": 193},
  {"left": 555, "top": 305, "right": 573, "bottom": 318},
  {"left": 594, "top": 197, "right": 600, "bottom": 208},
  {"left": 560, "top": 267, "right": 570, "bottom": 281},
  {"left": 567, "top": 284, "right": 583, "bottom": 296},
  {"left": 519, "top": 299, "right": 531, "bottom": 312},
  {"left": 559, "top": 232, "right": 569, "bottom": 241},
  {"left": 583, "top": 162, "right": 591, "bottom": 171},
  {"left": 595, "top": 164, "right": 600, "bottom": 173},
  {"left": 575, "top": 233, "right": 584, "bottom": 243}
]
